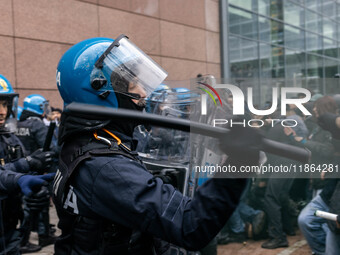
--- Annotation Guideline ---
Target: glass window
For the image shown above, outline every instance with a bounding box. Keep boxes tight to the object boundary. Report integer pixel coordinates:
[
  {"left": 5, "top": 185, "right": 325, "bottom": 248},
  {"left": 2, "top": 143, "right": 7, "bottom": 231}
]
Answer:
[
  {"left": 306, "top": 54, "right": 324, "bottom": 93},
  {"left": 229, "top": 6, "right": 258, "bottom": 40},
  {"left": 259, "top": 16, "right": 270, "bottom": 42},
  {"left": 285, "top": 49, "right": 305, "bottom": 82},
  {"left": 260, "top": 43, "right": 284, "bottom": 79},
  {"left": 259, "top": 43, "right": 285, "bottom": 104},
  {"left": 323, "top": 38, "right": 338, "bottom": 58},
  {"left": 306, "top": 0, "right": 321, "bottom": 12},
  {"left": 306, "top": 32, "right": 323, "bottom": 54},
  {"left": 229, "top": 0, "right": 254, "bottom": 11},
  {"left": 271, "top": 20, "right": 284, "bottom": 45},
  {"left": 269, "top": 0, "right": 283, "bottom": 20},
  {"left": 284, "top": 1, "right": 304, "bottom": 27},
  {"left": 324, "top": 58, "right": 339, "bottom": 79},
  {"left": 322, "top": 0, "right": 336, "bottom": 19},
  {"left": 323, "top": 17, "right": 337, "bottom": 40},
  {"left": 259, "top": 17, "right": 284, "bottom": 44},
  {"left": 337, "top": 4, "right": 340, "bottom": 41},
  {"left": 284, "top": 25, "right": 305, "bottom": 50},
  {"left": 305, "top": 9, "right": 321, "bottom": 33},
  {"left": 258, "top": 0, "right": 270, "bottom": 16},
  {"left": 229, "top": 36, "right": 259, "bottom": 78},
  {"left": 294, "top": 0, "right": 305, "bottom": 5}
]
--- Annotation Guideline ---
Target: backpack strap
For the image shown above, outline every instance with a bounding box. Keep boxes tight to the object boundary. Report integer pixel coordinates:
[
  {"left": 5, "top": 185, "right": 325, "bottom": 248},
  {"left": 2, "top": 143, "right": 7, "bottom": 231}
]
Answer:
[{"left": 54, "top": 137, "right": 141, "bottom": 210}]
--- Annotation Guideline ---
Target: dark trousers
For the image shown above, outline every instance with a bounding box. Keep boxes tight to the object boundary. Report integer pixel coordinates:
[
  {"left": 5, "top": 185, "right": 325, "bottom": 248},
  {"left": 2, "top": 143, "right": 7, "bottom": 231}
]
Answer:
[{"left": 263, "top": 178, "right": 294, "bottom": 240}]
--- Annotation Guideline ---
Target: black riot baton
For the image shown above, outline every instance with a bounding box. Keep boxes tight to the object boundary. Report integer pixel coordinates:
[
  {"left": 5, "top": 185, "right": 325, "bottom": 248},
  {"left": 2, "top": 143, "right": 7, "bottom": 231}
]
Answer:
[
  {"left": 66, "top": 102, "right": 311, "bottom": 163},
  {"left": 43, "top": 121, "right": 56, "bottom": 151}
]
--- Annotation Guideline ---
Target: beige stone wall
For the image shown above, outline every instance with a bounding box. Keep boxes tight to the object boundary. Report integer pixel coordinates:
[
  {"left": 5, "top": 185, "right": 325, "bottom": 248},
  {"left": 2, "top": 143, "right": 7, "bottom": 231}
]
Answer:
[{"left": 0, "top": 0, "right": 220, "bottom": 109}]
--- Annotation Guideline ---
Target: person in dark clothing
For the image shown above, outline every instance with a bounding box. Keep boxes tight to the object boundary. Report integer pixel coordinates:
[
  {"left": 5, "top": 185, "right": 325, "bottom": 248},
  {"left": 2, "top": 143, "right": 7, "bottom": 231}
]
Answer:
[
  {"left": 16, "top": 94, "right": 58, "bottom": 250},
  {"left": 0, "top": 74, "right": 55, "bottom": 254},
  {"left": 17, "top": 94, "right": 49, "bottom": 154},
  {"left": 261, "top": 121, "right": 301, "bottom": 249},
  {"left": 53, "top": 35, "right": 262, "bottom": 254},
  {"left": 298, "top": 96, "right": 340, "bottom": 255}
]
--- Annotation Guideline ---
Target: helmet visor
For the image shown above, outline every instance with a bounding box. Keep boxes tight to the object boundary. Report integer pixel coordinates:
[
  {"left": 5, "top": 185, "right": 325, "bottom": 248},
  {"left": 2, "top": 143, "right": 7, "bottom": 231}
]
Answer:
[
  {"left": 43, "top": 100, "right": 51, "bottom": 116},
  {"left": 97, "top": 35, "right": 168, "bottom": 99}
]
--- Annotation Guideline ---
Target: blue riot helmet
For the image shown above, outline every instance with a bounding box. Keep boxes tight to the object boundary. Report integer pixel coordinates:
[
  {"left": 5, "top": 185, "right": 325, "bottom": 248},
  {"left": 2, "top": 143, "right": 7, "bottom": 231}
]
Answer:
[
  {"left": 17, "top": 106, "right": 23, "bottom": 120},
  {"left": 145, "top": 84, "right": 171, "bottom": 114},
  {"left": 149, "top": 87, "right": 199, "bottom": 119},
  {"left": 56, "top": 34, "right": 168, "bottom": 109},
  {"left": 139, "top": 86, "right": 199, "bottom": 160},
  {"left": 0, "top": 75, "right": 19, "bottom": 131},
  {"left": 136, "top": 86, "right": 199, "bottom": 196},
  {"left": 23, "top": 94, "right": 50, "bottom": 116}
]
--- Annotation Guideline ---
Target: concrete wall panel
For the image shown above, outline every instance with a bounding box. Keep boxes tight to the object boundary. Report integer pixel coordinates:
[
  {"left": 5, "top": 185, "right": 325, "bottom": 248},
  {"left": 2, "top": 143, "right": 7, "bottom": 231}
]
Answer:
[
  {"left": 15, "top": 38, "right": 70, "bottom": 90},
  {"left": 131, "top": 0, "right": 159, "bottom": 17},
  {"left": 205, "top": 0, "right": 219, "bottom": 32},
  {"left": 14, "top": 0, "right": 98, "bottom": 43},
  {"left": 0, "top": 0, "right": 13, "bottom": 36},
  {"left": 161, "top": 57, "right": 207, "bottom": 81},
  {"left": 0, "top": 36, "right": 15, "bottom": 86},
  {"left": 99, "top": 7, "right": 160, "bottom": 55},
  {"left": 161, "top": 21, "right": 206, "bottom": 61},
  {"left": 160, "top": 0, "right": 205, "bottom": 29},
  {"left": 206, "top": 31, "right": 220, "bottom": 63}
]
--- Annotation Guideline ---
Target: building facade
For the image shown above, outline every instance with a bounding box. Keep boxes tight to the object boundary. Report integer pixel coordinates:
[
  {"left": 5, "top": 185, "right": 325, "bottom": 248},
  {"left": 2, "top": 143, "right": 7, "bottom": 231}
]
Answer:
[
  {"left": 2, "top": 0, "right": 340, "bottom": 109},
  {"left": 0, "top": 0, "right": 220, "bottom": 108},
  {"left": 222, "top": 0, "right": 340, "bottom": 102}
]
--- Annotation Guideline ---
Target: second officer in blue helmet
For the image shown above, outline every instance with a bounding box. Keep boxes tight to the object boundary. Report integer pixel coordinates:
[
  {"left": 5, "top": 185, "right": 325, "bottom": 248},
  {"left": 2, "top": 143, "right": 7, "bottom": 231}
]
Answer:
[
  {"left": 53, "top": 35, "right": 262, "bottom": 254},
  {"left": 0, "top": 75, "right": 55, "bottom": 254},
  {"left": 16, "top": 94, "right": 57, "bottom": 250}
]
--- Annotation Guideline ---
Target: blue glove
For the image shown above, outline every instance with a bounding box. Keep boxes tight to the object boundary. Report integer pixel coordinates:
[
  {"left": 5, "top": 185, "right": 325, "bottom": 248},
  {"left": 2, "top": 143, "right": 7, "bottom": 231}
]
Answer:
[{"left": 17, "top": 173, "right": 55, "bottom": 196}]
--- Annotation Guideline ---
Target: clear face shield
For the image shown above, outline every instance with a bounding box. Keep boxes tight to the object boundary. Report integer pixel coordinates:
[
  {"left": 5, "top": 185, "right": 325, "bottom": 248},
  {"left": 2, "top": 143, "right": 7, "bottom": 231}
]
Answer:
[
  {"left": 42, "top": 100, "right": 51, "bottom": 116},
  {"left": 146, "top": 89, "right": 199, "bottom": 119},
  {"left": 93, "top": 34, "right": 168, "bottom": 102},
  {"left": 135, "top": 87, "right": 199, "bottom": 163}
]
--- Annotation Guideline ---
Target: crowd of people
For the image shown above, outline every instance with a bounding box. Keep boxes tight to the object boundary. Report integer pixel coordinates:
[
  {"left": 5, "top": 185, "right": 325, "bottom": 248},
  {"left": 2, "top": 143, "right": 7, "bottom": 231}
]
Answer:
[
  {"left": 0, "top": 34, "right": 339, "bottom": 255},
  {"left": 214, "top": 91, "right": 340, "bottom": 254}
]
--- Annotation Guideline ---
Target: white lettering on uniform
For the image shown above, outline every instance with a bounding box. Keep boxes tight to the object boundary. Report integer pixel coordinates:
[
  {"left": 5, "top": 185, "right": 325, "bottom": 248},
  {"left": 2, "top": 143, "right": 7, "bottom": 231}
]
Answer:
[
  {"left": 63, "top": 185, "right": 79, "bottom": 214},
  {"left": 15, "top": 128, "right": 30, "bottom": 136}
]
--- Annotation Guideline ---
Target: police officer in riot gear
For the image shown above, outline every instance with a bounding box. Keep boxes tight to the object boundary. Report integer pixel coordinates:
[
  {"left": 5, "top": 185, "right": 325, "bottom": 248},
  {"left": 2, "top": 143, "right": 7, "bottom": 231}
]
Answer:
[
  {"left": 53, "top": 35, "right": 262, "bottom": 254},
  {"left": 0, "top": 74, "right": 54, "bottom": 254},
  {"left": 17, "top": 94, "right": 49, "bottom": 154},
  {"left": 16, "top": 94, "right": 57, "bottom": 250}
]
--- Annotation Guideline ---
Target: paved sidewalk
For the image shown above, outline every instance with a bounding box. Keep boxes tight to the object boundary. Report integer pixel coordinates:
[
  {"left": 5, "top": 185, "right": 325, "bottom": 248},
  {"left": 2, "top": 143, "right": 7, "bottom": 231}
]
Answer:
[{"left": 29, "top": 205, "right": 312, "bottom": 255}]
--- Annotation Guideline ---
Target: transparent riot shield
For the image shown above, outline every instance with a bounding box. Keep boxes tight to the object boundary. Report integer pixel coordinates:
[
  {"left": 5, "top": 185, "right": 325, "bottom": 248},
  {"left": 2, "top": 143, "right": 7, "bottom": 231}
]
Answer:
[{"left": 134, "top": 83, "right": 199, "bottom": 196}]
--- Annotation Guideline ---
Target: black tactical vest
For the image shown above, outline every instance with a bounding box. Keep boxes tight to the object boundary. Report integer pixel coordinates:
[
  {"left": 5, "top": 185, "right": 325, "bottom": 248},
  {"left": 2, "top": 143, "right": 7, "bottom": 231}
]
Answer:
[
  {"left": 53, "top": 135, "right": 154, "bottom": 255},
  {"left": 16, "top": 117, "right": 41, "bottom": 155},
  {"left": 0, "top": 133, "right": 25, "bottom": 237}
]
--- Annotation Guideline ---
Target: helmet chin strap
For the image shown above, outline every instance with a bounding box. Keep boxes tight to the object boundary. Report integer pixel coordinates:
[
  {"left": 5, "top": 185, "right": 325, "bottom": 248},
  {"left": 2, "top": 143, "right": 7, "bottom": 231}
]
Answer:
[{"left": 114, "top": 91, "right": 141, "bottom": 100}]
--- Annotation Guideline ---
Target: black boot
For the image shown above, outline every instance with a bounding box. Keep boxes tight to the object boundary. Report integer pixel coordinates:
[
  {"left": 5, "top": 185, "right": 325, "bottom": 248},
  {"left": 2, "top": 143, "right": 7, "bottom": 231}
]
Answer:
[
  {"left": 39, "top": 234, "right": 57, "bottom": 247},
  {"left": 217, "top": 232, "right": 247, "bottom": 245},
  {"left": 20, "top": 242, "right": 42, "bottom": 253},
  {"left": 252, "top": 211, "right": 266, "bottom": 237},
  {"left": 261, "top": 238, "right": 288, "bottom": 249}
]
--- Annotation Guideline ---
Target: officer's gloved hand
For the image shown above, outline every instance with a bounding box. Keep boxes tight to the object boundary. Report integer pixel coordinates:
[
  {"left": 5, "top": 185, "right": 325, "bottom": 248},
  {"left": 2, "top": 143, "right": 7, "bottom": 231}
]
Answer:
[
  {"left": 24, "top": 186, "right": 50, "bottom": 211},
  {"left": 318, "top": 113, "right": 340, "bottom": 139},
  {"left": 17, "top": 173, "right": 55, "bottom": 196},
  {"left": 219, "top": 125, "right": 262, "bottom": 167},
  {"left": 26, "top": 149, "right": 55, "bottom": 174}
]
